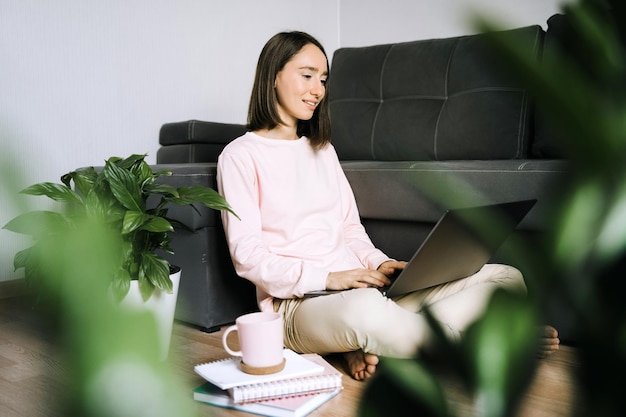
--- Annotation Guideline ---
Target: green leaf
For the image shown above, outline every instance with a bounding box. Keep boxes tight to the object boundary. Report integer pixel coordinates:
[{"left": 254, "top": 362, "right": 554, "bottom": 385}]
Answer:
[
  {"left": 566, "top": 2, "right": 624, "bottom": 77},
  {"left": 116, "top": 154, "right": 147, "bottom": 170},
  {"left": 141, "top": 216, "right": 173, "bottom": 233},
  {"left": 152, "top": 169, "right": 173, "bottom": 178},
  {"left": 119, "top": 239, "right": 134, "bottom": 264},
  {"left": 137, "top": 269, "right": 155, "bottom": 302},
  {"left": 88, "top": 179, "right": 128, "bottom": 223},
  {"left": 111, "top": 268, "right": 132, "bottom": 302},
  {"left": 122, "top": 211, "right": 149, "bottom": 234},
  {"left": 385, "top": 358, "right": 449, "bottom": 412},
  {"left": 115, "top": 154, "right": 153, "bottom": 190},
  {"left": 83, "top": 189, "right": 102, "bottom": 216},
  {"left": 553, "top": 178, "right": 604, "bottom": 268},
  {"left": 144, "top": 183, "right": 179, "bottom": 198},
  {"left": 3, "top": 211, "right": 69, "bottom": 236},
  {"left": 62, "top": 167, "right": 98, "bottom": 196},
  {"left": 150, "top": 231, "right": 173, "bottom": 254},
  {"left": 359, "top": 358, "right": 449, "bottom": 417},
  {"left": 174, "top": 186, "right": 239, "bottom": 218},
  {"left": 159, "top": 244, "right": 174, "bottom": 255},
  {"left": 166, "top": 217, "right": 195, "bottom": 233},
  {"left": 131, "top": 158, "right": 154, "bottom": 189},
  {"left": 464, "top": 289, "right": 538, "bottom": 417},
  {"left": 13, "top": 248, "right": 31, "bottom": 271},
  {"left": 122, "top": 211, "right": 173, "bottom": 234},
  {"left": 140, "top": 160, "right": 155, "bottom": 183},
  {"left": 595, "top": 178, "right": 626, "bottom": 263},
  {"left": 141, "top": 253, "right": 172, "bottom": 294},
  {"left": 103, "top": 158, "right": 144, "bottom": 212},
  {"left": 20, "top": 182, "right": 83, "bottom": 205}
]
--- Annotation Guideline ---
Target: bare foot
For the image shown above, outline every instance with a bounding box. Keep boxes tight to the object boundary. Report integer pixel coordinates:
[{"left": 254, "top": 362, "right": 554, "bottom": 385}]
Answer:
[
  {"left": 343, "top": 350, "right": 379, "bottom": 381},
  {"left": 537, "top": 325, "right": 560, "bottom": 358}
]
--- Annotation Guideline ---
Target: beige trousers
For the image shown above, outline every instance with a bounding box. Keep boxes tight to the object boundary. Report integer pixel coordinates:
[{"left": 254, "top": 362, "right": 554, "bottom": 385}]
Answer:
[{"left": 273, "top": 264, "right": 526, "bottom": 358}]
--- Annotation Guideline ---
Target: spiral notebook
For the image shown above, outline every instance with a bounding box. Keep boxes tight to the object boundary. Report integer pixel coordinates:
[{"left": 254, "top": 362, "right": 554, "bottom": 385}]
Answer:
[
  {"left": 229, "top": 354, "right": 343, "bottom": 403},
  {"left": 194, "top": 349, "right": 325, "bottom": 390},
  {"left": 193, "top": 383, "right": 340, "bottom": 417}
]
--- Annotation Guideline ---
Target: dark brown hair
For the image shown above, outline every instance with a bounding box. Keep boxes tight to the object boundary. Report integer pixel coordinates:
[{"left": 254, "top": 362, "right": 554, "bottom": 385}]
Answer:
[{"left": 247, "top": 31, "right": 331, "bottom": 150}]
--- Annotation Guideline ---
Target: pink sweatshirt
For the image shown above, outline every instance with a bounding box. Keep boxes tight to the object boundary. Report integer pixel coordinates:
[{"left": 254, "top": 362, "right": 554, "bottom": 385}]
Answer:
[{"left": 216, "top": 132, "right": 390, "bottom": 312}]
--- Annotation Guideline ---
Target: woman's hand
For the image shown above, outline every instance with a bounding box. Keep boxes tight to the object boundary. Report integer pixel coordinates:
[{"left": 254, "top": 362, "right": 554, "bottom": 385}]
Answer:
[
  {"left": 326, "top": 268, "right": 392, "bottom": 291},
  {"left": 325, "top": 260, "right": 407, "bottom": 290},
  {"left": 377, "top": 260, "right": 407, "bottom": 276}
]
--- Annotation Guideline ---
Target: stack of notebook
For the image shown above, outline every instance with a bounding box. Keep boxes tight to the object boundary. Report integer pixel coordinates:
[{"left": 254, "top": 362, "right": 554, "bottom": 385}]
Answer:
[{"left": 193, "top": 349, "right": 343, "bottom": 417}]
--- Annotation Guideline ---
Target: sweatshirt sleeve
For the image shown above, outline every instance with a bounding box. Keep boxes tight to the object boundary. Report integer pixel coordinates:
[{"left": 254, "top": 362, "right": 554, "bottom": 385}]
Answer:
[
  {"left": 217, "top": 150, "right": 328, "bottom": 301},
  {"left": 333, "top": 154, "right": 392, "bottom": 270}
]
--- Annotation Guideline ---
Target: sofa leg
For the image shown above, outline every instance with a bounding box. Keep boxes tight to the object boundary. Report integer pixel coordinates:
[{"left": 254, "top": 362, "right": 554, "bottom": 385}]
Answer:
[{"left": 200, "top": 325, "right": 222, "bottom": 334}]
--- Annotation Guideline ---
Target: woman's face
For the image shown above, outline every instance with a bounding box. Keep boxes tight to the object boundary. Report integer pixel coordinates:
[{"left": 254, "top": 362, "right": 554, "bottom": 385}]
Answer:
[{"left": 274, "top": 43, "right": 328, "bottom": 128}]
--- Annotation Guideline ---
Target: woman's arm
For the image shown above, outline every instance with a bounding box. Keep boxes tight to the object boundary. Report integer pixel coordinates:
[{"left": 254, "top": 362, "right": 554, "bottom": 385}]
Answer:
[
  {"left": 332, "top": 154, "right": 392, "bottom": 270},
  {"left": 217, "top": 151, "right": 328, "bottom": 299}
]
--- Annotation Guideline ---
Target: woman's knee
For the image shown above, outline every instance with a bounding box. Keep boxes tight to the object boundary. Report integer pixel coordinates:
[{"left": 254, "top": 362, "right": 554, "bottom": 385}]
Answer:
[
  {"left": 333, "top": 288, "right": 392, "bottom": 329},
  {"left": 488, "top": 264, "right": 527, "bottom": 294}
]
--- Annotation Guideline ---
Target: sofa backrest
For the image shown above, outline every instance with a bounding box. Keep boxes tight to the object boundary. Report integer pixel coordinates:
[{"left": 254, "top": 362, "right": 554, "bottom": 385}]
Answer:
[
  {"left": 157, "top": 120, "right": 247, "bottom": 164},
  {"left": 329, "top": 25, "right": 545, "bottom": 161}
]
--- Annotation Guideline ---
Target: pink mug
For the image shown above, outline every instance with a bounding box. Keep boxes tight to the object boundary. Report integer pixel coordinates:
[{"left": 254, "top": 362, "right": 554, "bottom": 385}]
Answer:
[{"left": 222, "top": 311, "right": 285, "bottom": 374}]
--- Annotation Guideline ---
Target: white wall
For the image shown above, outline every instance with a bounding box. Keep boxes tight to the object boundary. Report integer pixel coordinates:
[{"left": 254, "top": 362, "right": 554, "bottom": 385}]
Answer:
[
  {"left": 0, "top": 0, "right": 568, "bottom": 282},
  {"left": 339, "top": 0, "right": 571, "bottom": 46}
]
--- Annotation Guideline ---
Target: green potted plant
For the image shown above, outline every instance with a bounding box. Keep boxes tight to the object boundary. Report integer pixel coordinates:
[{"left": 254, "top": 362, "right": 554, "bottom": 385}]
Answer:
[{"left": 3, "top": 153, "right": 237, "bottom": 356}]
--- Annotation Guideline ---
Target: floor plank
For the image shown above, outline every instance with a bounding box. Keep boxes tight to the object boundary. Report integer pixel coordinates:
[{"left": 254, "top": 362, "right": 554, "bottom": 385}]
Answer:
[{"left": 0, "top": 296, "right": 581, "bottom": 416}]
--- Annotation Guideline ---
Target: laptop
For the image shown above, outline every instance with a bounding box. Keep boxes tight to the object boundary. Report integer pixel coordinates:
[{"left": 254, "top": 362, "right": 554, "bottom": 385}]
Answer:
[{"left": 304, "top": 199, "right": 537, "bottom": 299}]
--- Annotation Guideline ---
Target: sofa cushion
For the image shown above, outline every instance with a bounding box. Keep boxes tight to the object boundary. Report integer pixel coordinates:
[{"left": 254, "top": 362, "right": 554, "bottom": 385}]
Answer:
[
  {"left": 159, "top": 120, "right": 247, "bottom": 146},
  {"left": 158, "top": 120, "right": 247, "bottom": 163},
  {"left": 341, "top": 159, "right": 569, "bottom": 231},
  {"left": 157, "top": 143, "right": 230, "bottom": 164},
  {"left": 329, "top": 25, "right": 545, "bottom": 161}
]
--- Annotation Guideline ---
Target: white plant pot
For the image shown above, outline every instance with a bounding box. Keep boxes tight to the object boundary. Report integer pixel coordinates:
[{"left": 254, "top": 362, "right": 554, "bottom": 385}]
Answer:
[{"left": 118, "top": 266, "right": 181, "bottom": 360}]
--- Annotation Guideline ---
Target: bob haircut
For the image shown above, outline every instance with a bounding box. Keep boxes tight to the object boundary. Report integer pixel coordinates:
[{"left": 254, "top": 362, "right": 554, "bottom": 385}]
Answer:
[{"left": 247, "top": 31, "right": 331, "bottom": 150}]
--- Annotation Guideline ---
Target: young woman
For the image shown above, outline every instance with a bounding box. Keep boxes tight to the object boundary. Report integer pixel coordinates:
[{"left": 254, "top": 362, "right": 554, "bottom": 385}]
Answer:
[{"left": 217, "top": 31, "right": 560, "bottom": 380}]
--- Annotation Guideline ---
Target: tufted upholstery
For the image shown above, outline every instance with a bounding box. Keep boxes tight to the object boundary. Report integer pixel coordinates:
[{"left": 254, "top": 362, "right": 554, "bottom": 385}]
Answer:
[
  {"left": 329, "top": 25, "right": 544, "bottom": 161},
  {"left": 157, "top": 120, "right": 247, "bottom": 164}
]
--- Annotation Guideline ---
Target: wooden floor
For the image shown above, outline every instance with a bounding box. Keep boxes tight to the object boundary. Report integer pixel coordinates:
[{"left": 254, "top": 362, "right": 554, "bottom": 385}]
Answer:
[{"left": 0, "top": 294, "right": 582, "bottom": 417}]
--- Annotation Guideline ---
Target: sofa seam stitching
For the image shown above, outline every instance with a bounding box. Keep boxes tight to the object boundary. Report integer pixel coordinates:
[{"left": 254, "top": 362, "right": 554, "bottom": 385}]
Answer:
[
  {"left": 188, "top": 122, "right": 195, "bottom": 161},
  {"left": 371, "top": 45, "right": 393, "bottom": 159},
  {"left": 170, "top": 173, "right": 216, "bottom": 177},
  {"left": 341, "top": 167, "right": 566, "bottom": 173},
  {"left": 433, "top": 40, "right": 456, "bottom": 161},
  {"left": 517, "top": 92, "right": 527, "bottom": 158}
]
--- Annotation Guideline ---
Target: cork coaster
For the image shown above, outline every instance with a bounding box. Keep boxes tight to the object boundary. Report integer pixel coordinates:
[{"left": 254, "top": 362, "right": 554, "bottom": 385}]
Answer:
[{"left": 240, "top": 357, "right": 286, "bottom": 375}]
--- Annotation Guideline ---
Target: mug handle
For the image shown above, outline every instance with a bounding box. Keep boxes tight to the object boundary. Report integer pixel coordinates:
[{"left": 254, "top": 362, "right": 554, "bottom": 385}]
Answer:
[{"left": 222, "top": 325, "right": 243, "bottom": 357}]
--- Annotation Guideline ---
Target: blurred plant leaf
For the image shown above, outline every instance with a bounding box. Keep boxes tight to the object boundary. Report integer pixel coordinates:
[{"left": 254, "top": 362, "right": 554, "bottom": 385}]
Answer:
[
  {"left": 463, "top": 289, "right": 538, "bottom": 417},
  {"left": 3, "top": 210, "right": 69, "bottom": 236},
  {"left": 359, "top": 357, "right": 450, "bottom": 417}
]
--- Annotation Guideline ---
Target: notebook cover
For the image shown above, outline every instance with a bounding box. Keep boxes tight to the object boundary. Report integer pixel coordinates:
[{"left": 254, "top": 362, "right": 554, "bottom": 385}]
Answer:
[
  {"left": 193, "top": 382, "right": 340, "bottom": 417},
  {"left": 194, "top": 349, "right": 325, "bottom": 390},
  {"left": 229, "top": 353, "right": 343, "bottom": 403}
]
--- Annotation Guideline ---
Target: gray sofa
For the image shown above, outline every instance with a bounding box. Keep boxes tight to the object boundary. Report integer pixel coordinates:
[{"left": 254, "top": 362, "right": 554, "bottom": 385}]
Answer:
[{"left": 155, "top": 15, "right": 575, "bottom": 341}]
